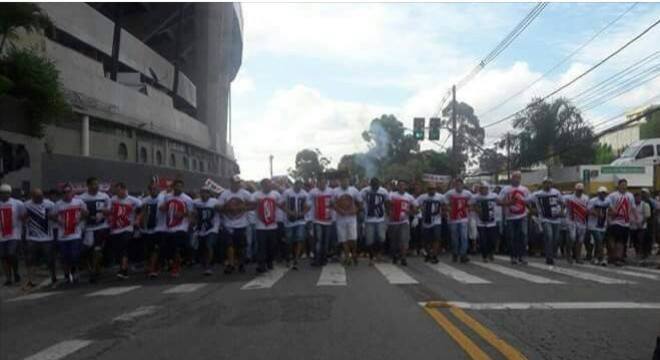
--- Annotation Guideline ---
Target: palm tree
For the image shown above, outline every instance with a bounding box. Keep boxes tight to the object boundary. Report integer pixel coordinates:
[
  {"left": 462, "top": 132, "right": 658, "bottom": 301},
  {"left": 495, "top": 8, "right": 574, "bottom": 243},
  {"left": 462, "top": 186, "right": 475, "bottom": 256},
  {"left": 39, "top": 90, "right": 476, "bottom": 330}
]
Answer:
[
  {"left": 0, "top": 3, "right": 52, "bottom": 53},
  {"left": 512, "top": 98, "right": 595, "bottom": 167}
]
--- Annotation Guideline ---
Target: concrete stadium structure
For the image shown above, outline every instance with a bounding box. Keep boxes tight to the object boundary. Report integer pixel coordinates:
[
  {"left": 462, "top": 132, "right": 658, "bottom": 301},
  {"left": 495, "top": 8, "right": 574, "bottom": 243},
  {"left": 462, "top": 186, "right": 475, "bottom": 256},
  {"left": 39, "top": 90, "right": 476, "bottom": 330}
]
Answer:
[{"left": 0, "top": 2, "right": 243, "bottom": 193}]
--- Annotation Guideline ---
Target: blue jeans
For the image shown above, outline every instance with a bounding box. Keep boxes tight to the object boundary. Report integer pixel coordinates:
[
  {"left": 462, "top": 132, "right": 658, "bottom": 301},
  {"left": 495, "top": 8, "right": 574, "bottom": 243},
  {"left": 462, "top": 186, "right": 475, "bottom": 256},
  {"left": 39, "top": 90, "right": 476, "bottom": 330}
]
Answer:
[
  {"left": 449, "top": 222, "right": 468, "bottom": 257},
  {"left": 590, "top": 230, "right": 606, "bottom": 261},
  {"left": 542, "top": 222, "right": 560, "bottom": 261},
  {"left": 314, "top": 223, "right": 332, "bottom": 264},
  {"left": 286, "top": 224, "right": 306, "bottom": 244},
  {"left": 506, "top": 218, "right": 526, "bottom": 259}
]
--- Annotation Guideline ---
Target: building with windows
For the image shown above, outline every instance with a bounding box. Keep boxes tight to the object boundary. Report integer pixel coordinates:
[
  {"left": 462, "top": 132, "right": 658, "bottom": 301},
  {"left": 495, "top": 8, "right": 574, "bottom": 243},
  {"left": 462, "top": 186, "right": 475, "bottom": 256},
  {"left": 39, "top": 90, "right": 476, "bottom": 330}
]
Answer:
[
  {"left": 599, "top": 104, "right": 659, "bottom": 156},
  {"left": 0, "top": 3, "right": 242, "bottom": 193}
]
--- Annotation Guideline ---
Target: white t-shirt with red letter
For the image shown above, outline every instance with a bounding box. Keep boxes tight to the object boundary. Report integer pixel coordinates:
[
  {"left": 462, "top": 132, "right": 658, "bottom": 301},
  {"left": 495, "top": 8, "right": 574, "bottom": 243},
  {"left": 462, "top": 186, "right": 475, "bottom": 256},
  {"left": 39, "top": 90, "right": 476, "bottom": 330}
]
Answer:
[
  {"left": 55, "top": 198, "right": 87, "bottom": 241},
  {"left": 109, "top": 195, "right": 142, "bottom": 235},
  {"left": 498, "top": 185, "right": 530, "bottom": 221},
  {"left": 162, "top": 193, "right": 194, "bottom": 233},
  {"left": 388, "top": 191, "right": 416, "bottom": 225},
  {"left": 253, "top": 190, "right": 281, "bottom": 230},
  {"left": 0, "top": 198, "right": 26, "bottom": 241},
  {"left": 607, "top": 191, "right": 635, "bottom": 227},
  {"left": 444, "top": 189, "right": 473, "bottom": 224},
  {"left": 308, "top": 188, "right": 335, "bottom": 226}
]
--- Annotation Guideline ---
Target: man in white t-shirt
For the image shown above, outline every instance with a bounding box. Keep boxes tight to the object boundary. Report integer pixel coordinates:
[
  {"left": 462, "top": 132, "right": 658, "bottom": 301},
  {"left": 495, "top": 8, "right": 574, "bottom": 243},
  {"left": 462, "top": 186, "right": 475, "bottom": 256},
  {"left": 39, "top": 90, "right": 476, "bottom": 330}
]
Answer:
[
  {"left": 444, "top": 178, "right": 473, "bottom": 263},
  {"left": 281, "top": 180, "right": 309, "bottom": 270},
  {"left": 332, "top": 175, "right": 362, "bottom": 266},
  {"left": 416, "top": 183, "right": 445, "bottom": 264},
  {"left": 141, "top": 181, "right": 166, "bottom": 278},
  {"left": 308, "top": 177, "right": 335, "bottom": 266},
  {"left": 159, "top": 179, "right": 193, "bottom": 277},
  {"left": 471, "top": 181, "right": 498, "bottom": 262},
  {"left": 564, "top": 183, "right": 589, "bottom": 264},
  {"left": 79, "top": 177, "right": 111, "bottom": 282},
  {"left": 193, "top": 186, "right": 221, "bottom": 275},
  {"left": 23, "top": 188, "right": 57, "bottom": 287},
  {"left": 388, "top": 180, "right": 416, "bottom": 266},
  {"left": 109, "top": 182, "right": 142, "bottom": 279},
  {"left": 252, "top": 178, "right": 281, "bottom": 273},
  {"left": 607, "top": 178, "right": 635, "bottom": 266},
  {"left": 497, "top": 171, "right": 531, "bottom": 265},
  {"left": 0, "top": 184, "right": 25, "bottom": 286},
  {"left": 588, "top": 186, "right": 610, "bottom": 265},
  {"left": 531, "top": 177, "right": 563, "bottom": 265},
  {"left": 219, "top": 176, "right": 252, "bottom": 273},
  {"left": 361, "top": 177, "right": 389, "bottom": 265},
  {"left": 53, "top": 183, "right": 88, "bottom": 283}
]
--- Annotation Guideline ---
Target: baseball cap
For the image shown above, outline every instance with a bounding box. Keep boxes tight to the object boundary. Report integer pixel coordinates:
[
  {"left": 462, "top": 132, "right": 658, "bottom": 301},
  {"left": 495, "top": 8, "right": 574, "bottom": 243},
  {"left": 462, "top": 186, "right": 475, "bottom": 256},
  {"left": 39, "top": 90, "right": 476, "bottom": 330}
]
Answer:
[
  {"left": 479, "top": 181, "right": 490, "bottom": 188},
  {"left": 641, "top": 188, "right": 650, "bottom": 194},
  {"left": 0, "top": 184, "right": 11, "bottom": 193},
  {"left": 543, "top": 177, "right": 553, "bottom": 183},
  {"left": 231, "top": 175, "right": 241, "bottom": 183},
  {"left": 597, "top": 186, "right": 608, "bottom": 193},
  {"left": 575, "top": 183, "right": 584, "bottom": 190}
]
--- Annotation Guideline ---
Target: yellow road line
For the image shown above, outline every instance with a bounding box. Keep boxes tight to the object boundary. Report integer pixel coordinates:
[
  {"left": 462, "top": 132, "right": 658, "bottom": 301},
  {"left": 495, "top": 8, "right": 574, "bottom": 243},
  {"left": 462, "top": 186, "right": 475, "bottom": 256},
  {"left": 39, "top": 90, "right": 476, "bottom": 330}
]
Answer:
[
  {"left": 422, "top": 307, "right": 492, "bottom": 360},
  {"left": 449, "top": 306, "right": 528, "bottom": 360}
]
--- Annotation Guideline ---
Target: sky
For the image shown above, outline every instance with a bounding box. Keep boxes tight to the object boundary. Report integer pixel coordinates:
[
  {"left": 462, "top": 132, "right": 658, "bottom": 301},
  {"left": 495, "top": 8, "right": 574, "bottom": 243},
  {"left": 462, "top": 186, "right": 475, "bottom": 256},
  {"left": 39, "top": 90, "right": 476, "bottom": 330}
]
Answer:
[{"left": 230, "top": 2, "right": 660, "bottom": 180}]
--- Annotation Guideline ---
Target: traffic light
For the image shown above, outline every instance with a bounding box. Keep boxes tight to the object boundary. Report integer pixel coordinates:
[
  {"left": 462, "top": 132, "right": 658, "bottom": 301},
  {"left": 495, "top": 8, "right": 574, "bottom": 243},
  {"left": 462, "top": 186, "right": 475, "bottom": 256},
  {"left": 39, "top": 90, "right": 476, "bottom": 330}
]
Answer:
[
  {"left": 429, "top": 117, "right": 441, "bottom": 140},
  {"left": 413, "top": 117, "right": 425, "bottom": 140}
]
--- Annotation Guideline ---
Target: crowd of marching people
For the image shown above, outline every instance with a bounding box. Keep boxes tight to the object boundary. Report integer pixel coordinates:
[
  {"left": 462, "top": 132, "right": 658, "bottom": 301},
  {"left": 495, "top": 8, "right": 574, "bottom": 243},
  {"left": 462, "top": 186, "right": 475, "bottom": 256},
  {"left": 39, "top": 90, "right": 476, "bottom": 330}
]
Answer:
[{"left": 0, "top": 170, "right": 659, "bottom": 288}]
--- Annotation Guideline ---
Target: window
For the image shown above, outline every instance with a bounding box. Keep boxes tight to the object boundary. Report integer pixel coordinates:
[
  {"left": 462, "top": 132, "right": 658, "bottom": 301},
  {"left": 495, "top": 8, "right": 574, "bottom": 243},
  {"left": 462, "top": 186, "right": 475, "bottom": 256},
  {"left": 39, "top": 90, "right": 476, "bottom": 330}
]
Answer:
[
  {"left": 170, "top": 154, "right": 176, "bottom": 167},
  {"left": 192, "top": 159, "right": 198, "bottom": 171},
  {"left": 156, "top": 150, "right": 163, "bottom": 166},
  {"left": 636, "top": 145, "right": 654, "bottom": 159},
  {"left": 183, "top": 156, "right": 189, "bottom": 170},
  {"left": 140, "top": 147, "right": 148, "bottom": 163},
  {"left": 118, "top": 143, "right": 128, "bottom": 161},
  {"left": 199, "top": 161, "right": 205, "bottom": 173}
]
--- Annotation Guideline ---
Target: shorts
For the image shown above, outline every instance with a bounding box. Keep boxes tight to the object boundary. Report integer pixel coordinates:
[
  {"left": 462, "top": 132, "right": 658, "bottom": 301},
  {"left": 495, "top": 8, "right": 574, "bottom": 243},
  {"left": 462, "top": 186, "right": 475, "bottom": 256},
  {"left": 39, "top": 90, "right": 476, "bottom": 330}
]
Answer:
[
  {"left": 0, "top": 240, "right": 19, "bottom": 258},
  {"left": 27, "top": 240, "right": 55, "bottom": 265},
  {"left": 58, "top": 239, "right": 82, "bottom": 265},
  {"left": 422, "top": 225, "right": 442, "bottom": 243},
  {"left": 608, "top": 224, "right": 629, "bottom": 244},
  {"left": 198, "top": 232, "right": 218, "bottom": 252},
  {"left": 364, "top": 222, "right": 387, "bottom": 246},
  {"left": 389, "top": 223, "right": 411, "bottom": 248},
  {"left": 162, "top": 231, "right": 188, "bottom": 261},
  {"left": 336, "top": 219, "right": 358, "bottom": 243},
  {"left": 111, "top": 231, "right": 133, "bottom": 260},
  {"left": 143, "top": 232, "right": 163, "bottom": 253},
  {"left": 83, "top": 228, "right": 109, "bottom": 248},
  {"left": 285, "top": 224, "right": 306, "bottom": 244},
  {"left": 225, "top": 227, "right": 247, "bottom": 248}
]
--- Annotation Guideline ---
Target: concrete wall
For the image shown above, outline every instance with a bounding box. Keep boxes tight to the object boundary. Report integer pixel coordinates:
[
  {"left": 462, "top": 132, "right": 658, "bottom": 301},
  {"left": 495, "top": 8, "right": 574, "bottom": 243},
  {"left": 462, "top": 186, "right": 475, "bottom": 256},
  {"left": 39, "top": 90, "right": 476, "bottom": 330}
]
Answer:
[{"left": 600, "top": 124, "right": 641, "bottom": 155}]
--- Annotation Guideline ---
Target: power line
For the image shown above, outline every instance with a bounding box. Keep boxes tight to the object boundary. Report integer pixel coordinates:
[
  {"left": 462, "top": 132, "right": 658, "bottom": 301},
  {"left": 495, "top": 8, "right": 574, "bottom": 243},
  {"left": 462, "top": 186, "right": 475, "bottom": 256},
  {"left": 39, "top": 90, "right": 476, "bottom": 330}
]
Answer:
[
  {"left": 579, "top": 66, "right": 660, "bottom": 111},
  {"left": 479, "top": 3, "right": 638, "bottom": 118},
  {"left": 482, "top": 17, "right": 660, "bottom": 129}
]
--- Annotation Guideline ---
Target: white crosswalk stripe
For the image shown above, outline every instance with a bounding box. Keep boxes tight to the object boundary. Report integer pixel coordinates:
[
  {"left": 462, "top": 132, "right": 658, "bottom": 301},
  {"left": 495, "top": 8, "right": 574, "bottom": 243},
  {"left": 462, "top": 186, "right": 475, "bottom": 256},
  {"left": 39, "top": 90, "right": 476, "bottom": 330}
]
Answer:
[
  {"left": 241, "top": 266, "right": 289, "bottom": 290},
  {"left": 24, "top": 339, "right": 93, "bottom": 360},
  {"left": 374, "top": 263, "right": 418, "bottom": 284},
  {"left": 163, "top": 283, "right": 208, "bottom": 294},
  {"left": 624, "top": 266, "right": 660, "bottom": 275},
  {"left": 472, "top": 261, "right": 564, "bottom": 284},
  {"left": 577, "top": 264, "right": 659, "bottom": 281},
  {"left": 86, "top": 285, "right": 142, "bottom": 297},
  {"left": 6, "top": 292, "right": 62, "bottom": 302},
  {"left": 427, "top": 262, "right": 491, "bottom": 284},
  {"left": 526, "top": 262, "right": 636, "bottom": 284},
  {"left": 317, "top": 263, "right": 347, "bottom": 286}
]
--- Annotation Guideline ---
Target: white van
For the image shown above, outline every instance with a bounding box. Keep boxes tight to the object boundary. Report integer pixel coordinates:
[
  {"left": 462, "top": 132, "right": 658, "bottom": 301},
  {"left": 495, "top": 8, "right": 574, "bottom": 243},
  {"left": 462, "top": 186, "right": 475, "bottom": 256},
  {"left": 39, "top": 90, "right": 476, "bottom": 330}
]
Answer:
[{"left": 611, "top": 138, "right": 660, "bottom": 166}]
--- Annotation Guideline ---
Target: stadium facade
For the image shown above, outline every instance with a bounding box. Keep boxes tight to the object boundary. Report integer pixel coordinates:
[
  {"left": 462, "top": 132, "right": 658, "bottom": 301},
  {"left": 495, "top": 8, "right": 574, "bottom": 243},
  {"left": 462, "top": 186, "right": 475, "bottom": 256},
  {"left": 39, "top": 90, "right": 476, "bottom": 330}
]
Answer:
[{"left": 0, "top": 2, "right": 243, "bottom": 193}]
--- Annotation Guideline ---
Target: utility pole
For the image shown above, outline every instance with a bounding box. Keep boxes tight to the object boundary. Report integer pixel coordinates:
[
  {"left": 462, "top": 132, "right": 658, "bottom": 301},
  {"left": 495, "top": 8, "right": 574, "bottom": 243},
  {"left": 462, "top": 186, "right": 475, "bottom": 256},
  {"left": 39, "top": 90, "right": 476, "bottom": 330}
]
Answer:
[
  {"left": 451, "top": 84, "right": 457, "bottom": 177},
  {"left": 506, "top": 132, "right": 511, "bottom": 182},
  {"left": 110, "top": 4, "right": 122, "bottom": 81},
  {"left": 269, "top": 154, "right": 274, "bottom": 179}
]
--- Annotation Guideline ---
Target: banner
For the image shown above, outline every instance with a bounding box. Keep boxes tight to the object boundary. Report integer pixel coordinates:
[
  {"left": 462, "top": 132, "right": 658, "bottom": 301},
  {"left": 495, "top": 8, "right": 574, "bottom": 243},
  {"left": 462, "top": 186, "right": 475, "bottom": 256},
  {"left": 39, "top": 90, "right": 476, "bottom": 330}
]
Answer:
[
  {"left": 422, "top": 173, "right": 452, "bottom": 184},
  {"left": 204, "top": 178, "right": 224, "bottom": 194}
]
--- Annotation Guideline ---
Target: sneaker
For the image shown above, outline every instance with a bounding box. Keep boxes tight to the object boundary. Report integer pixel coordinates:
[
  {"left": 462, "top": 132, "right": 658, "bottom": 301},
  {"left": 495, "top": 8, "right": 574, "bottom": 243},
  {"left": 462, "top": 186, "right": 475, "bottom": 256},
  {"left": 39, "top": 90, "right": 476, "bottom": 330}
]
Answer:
[
  {"left": 116, "top": 271, "right": 128, "bottom": 280},
  {"left": 488, "top": 254, "right": 494, "bottom": 261},
  {"left": 482, "top": 256, "right": 488, "bottom": 263},
  {"left": 546, "top": 258, "right": 554, "bottom": 265},
  {"left": 431, "top": 256, "right": 439, "bottom": 264},
  {"left": 224, "top": 265, "right": 233, "bottom": 275},
  {"left": 292, "top": 263, "right": 299, "bottom": 271},
  {"left": 148, "top": 272, "right": 158, "bottom": 279},
  {"left": 204, "top": 268, "right": 214, "bottom": 276},
  {"left": 600, "top": 260, "right": 607, "bottom": 266},
  {"left": 401, "top": 258, "right": 408, "bottom": 266},
  {"left": 256, "top": 266, "right": 266, "bottom": 274},
  {"left": 392, "top": 257, "right": 398, "bottom": 265},
  {"left": 575, "top": 259, "right": 584, "bottom": 265},
  {"left": 14, "top": 274, "right": 21, "bottom": 284},
  {"left": 460, "top": 256, "right": 470, "bottom": 264},
  {"left": 68, "top": 273, "right": 74, "bottom": 284},
  {"left": 238, "top": 264, "right": 246, "bottom": 273},
  {"left": 452, "top": 255, "right": 458, "bottom": 263},
  {"left": 170, "top": 270, "right": 180, "bottom": 278},
  {"left": 518, "top": 258, "right": 528, "bottom": 265},
  {"left": 267, "top": 262, "right": 274, "bottom": 270},
  {"left": 3, "top": 279, "right": 12, "bottom": 286}
]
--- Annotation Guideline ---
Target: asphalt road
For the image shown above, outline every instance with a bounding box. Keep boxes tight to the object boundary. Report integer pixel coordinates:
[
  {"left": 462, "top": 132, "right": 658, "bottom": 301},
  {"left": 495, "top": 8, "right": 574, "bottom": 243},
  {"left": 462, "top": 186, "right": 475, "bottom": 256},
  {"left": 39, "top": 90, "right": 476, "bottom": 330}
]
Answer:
[{"left": 1, "top": 255, "right": 659, "bottom": 360}]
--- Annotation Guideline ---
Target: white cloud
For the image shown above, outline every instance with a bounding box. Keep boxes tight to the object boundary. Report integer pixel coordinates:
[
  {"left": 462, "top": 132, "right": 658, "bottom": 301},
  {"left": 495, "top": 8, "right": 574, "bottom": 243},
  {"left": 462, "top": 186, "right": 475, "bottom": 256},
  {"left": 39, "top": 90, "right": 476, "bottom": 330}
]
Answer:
[
  {"left": 232, "top": 70, "right": 255, "bottom": 95},
  {"left": 232, "top": 85, "right": 395, "bottom": 180}
]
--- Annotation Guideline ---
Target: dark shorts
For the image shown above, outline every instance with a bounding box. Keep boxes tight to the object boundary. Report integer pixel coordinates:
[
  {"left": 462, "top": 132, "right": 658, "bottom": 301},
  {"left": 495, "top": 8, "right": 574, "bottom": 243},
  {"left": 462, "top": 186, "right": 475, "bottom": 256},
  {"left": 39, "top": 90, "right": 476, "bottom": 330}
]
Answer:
[
  {"left": 143, "top": 232, "right": 163, "bottom": 253},
  {"left": 83, "top": 228, "right": 110, "bottom": 249},
  {"left": 198, "top": 233, "right": 218, "bottom": 252},
  {"left": 225, "top": 227, "right": 247, "bottom": 248},
  {"left": 27, "top": 240, "right": 55, "bottom": 265},
  {"left": 0, "top": 240, "right": 19, "bottom": 258},
  {"left": 608, "top": 224, "right": 629, "bottom": 244},
  {"left": 162, "top": 231, "right": 188, "bottom": 260},
  {"left": 59, "top": 239, "right": 82, "bottom": 265},
  {"left": 422, "top": 225, "right": 442, "bottom": 243},
  {"left": 111, "top": 231, "right": 133, "bottom": 260}
]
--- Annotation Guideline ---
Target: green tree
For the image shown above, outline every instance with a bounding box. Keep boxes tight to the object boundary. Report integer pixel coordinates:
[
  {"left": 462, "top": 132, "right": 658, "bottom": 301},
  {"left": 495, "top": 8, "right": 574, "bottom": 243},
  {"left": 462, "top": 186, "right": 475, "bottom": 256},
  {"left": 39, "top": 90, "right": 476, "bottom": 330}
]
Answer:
[
  {"left": 441, "top": 101, "right": 485, "bottom": 173},
  {"left": 0, "top": 3, "right": 52, "bottom": 53},
  {"left": 639, "top": 107, "right": 660, "bottom": 139},
  {"left": 593, "top": 143, "right": 616, "bottom": 164},
  {"left": 478, "top": 147, "right": 507, "bottom": 175},
  {"left": 512, "top": 98, "right": 595, "bottom": 167},
  {"left": 337, "top": 153, "right": 366, "bottom": 180},
  {"left": 288, "top": 148, "right": 330, "bottom": 181}
]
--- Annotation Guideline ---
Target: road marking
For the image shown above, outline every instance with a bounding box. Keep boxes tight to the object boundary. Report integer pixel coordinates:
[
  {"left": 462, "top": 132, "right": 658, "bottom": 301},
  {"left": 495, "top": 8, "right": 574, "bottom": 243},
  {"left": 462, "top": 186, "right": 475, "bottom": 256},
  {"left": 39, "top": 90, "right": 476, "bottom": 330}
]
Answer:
[
  {"left": 112, "top": 306, "right": 160, "bottom": 322},
  {"left": 24, "top": 339, "right": 93, "bottom": 360},
  {"left": 472, "top": 261, "right": 563, "bottom": 284},
  {"left": 317, "top": 263, "right": 347, "bottom": 286},
  {"left": 241, "top": 266, "right": 289, "bottom": 290},
  {"left": 86, "top": 285, "right": 142, "bottom": 297},
  {"left": 422, "top": 306, "right": 492, "bottom": 360},
  {"left": 449, "top": 306, "right": 527, "bottom": 360},
  {"left": 373, "top": 263, "right": 418, "bottom": 284},
  {"left": 433, "top": 301, "right": 660, "bottom": 310},
  {"left": 427, "top": 262, "right": 491, "bottom": 284},
  {"left": 494, "top": 256, "right": 635, "bottom": 284},
  {"left": 578, "top": 264, "right": 659, "bottom": 281},
  {"left": 163, "top": 283, "right": 208, "bottom": 294},
  {"left": 6, "top": 292, "right": 62, "bottom": 302},
  {"left": 624, "top": 266, "right": 660, "bottom": 275}
]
